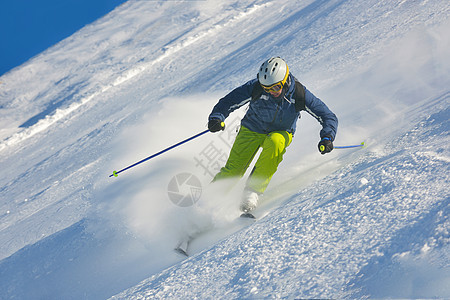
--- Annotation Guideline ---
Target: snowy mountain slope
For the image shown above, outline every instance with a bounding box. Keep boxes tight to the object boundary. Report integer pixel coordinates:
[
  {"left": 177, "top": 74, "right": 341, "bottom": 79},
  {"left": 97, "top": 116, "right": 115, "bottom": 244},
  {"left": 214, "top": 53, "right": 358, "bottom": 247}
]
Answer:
[
  {"left": 114, "top": 96, "right": 449, "bottom": 299},
  {"left": 0, "top": 0, "right": 449, "bottom": 299}
]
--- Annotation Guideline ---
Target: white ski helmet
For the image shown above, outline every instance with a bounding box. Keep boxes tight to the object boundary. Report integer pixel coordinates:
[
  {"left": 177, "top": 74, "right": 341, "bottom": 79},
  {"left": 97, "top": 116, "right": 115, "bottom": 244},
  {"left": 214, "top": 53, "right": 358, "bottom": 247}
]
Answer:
[{"left": 258, "top": 57, "right": 289, "bottom": 87}]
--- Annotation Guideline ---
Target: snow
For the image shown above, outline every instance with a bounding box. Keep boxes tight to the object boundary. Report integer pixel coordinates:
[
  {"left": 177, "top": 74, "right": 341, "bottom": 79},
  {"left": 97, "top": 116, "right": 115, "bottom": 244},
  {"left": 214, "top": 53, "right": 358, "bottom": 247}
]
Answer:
[{"left": 0, "top": 0, "right": 449, "bottom": 299}]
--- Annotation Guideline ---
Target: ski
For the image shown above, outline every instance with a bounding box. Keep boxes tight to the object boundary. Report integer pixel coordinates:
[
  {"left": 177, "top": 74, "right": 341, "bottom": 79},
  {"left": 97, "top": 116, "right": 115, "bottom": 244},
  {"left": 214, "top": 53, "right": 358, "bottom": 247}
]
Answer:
[
  {"left": 240, "top": 212, "right": 256, "bottom": 219},
  {"left": 174, "top": 239, "right": 190, "bottom": 257},
  {"left": 174, "top": 212, "right": 257, "bottom": 257}
]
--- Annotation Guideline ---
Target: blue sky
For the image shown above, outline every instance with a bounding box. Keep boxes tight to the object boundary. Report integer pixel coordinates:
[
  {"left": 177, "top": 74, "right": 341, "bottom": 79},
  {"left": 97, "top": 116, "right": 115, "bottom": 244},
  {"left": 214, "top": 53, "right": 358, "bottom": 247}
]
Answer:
[{"left": 0, "top": 0, "right": 128, "bottom": 76}]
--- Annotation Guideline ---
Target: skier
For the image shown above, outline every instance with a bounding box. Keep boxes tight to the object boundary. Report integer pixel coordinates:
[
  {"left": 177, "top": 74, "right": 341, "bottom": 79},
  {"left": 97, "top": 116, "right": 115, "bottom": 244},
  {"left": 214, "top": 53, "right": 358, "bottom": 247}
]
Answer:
[{"left": 208, "top": 57, "right": 338, "bottom": 215}]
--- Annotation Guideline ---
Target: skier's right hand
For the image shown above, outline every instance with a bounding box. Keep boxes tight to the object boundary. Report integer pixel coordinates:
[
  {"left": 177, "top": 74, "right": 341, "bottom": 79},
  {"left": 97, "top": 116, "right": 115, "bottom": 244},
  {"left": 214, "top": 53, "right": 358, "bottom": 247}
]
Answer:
[{"left": 208, "top": 118, "right": 225, "bottom": 132}]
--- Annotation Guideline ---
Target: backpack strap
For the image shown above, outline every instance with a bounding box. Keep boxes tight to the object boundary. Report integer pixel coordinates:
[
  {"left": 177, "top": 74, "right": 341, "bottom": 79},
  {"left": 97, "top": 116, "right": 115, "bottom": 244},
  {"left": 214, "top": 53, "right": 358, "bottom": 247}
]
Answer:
[
  {"left": 292, "top": 79, "right": 306, "bottom": 112},
  {"left": 251, "top": 79, "right": 306, "bottom": 112}
]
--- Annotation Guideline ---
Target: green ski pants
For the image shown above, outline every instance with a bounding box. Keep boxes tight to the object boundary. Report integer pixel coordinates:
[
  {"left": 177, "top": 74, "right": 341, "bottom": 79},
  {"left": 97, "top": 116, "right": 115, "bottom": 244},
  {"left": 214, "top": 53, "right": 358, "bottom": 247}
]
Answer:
[{"left": 213, "top": 126, "right": 292, "bottom": 194}]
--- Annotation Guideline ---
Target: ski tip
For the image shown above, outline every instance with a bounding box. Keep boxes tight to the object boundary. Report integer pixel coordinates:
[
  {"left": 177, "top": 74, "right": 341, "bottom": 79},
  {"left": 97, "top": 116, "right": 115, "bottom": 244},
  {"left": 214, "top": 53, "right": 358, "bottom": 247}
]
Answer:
[
  {"left": 174, "top": 247, "right": 189, "bottom": 257},
  {"left": 240, "top": 212, "right": 256, "bottom": 219}
]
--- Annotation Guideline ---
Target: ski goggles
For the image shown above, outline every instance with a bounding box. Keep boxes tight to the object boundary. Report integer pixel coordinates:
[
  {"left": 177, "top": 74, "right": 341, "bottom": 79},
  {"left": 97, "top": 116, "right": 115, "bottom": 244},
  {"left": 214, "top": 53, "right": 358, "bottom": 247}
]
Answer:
[
  {"left": 261, "top": 82, "right": 283, "bottom": 93},
  {"left": 260, "top": 69, "right": 289, "bottom": 93}
]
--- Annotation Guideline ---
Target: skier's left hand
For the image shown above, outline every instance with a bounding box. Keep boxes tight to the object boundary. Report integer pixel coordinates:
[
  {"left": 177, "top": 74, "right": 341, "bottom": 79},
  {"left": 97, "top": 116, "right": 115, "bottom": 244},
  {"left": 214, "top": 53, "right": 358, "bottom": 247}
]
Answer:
[
  {"left": 208, "top": 118, "right": 225, "bottom": 132},
  {"left": 318, "top": 137, "right": 333, "bottom": 154}
]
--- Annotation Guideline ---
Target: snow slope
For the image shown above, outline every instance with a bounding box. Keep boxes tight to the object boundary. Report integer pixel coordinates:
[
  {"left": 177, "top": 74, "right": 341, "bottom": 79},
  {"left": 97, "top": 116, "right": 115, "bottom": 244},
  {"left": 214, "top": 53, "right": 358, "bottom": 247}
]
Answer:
[{"left": 0, "top": 0, "right": 449, "bottom": 299}]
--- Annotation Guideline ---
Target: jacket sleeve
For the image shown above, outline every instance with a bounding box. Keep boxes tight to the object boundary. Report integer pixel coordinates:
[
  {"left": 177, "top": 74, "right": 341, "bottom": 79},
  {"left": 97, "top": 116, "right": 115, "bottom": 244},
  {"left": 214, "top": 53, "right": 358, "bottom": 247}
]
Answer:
[
  {"left": 209, "top": 79, "right": 256, "bottom": 121},
  {"left": 304, "top": 87, "right": 338, "bottom": 140}
]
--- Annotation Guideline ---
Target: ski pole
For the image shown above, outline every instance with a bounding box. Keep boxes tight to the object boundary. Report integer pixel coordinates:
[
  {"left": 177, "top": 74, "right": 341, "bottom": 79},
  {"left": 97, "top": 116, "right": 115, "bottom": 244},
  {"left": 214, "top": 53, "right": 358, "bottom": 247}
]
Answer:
[
  {"left": 109, "top": 129, "right": 210, "bottom": 178},
  {"left": 320, "top": 142, "right": 365, "bottom": 152},
  {"left": 334, "top": 142, "right": 365, "bottom": 149}
]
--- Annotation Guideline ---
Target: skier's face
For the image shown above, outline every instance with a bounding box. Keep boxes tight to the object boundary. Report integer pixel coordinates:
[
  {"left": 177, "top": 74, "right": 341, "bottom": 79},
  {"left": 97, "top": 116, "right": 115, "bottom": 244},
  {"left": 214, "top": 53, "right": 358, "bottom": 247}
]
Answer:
[
  {"left": 269, "top": 89, "right": 283, "bottom": 97},
  {"left": 262, "top": 82, "right": 283, "bottom": 97}
]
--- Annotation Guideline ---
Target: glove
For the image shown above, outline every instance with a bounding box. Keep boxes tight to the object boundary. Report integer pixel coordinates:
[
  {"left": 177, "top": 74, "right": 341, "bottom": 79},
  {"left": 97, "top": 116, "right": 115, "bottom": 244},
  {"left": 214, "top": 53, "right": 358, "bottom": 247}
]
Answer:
[
  {"left": 318, "top": 137, "right": 333, "bottom": 154},
  {"left": 208, "top": 118, "right": 225, "bottom": 132}
]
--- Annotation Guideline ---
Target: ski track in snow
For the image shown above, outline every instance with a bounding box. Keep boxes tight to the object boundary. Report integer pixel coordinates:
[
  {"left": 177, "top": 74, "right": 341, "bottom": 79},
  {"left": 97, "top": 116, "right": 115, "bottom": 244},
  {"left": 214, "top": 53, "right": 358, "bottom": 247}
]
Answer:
[{"left": 0, "top": 0, "right": 449, "bottom": 299}]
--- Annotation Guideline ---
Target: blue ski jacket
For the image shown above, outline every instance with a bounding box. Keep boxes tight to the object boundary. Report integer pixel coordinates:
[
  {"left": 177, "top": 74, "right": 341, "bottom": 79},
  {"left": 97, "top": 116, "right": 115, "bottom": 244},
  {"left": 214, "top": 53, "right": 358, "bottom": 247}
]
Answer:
[{"left": 209, "top": 74, "right": 338, "bottom": 140}]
